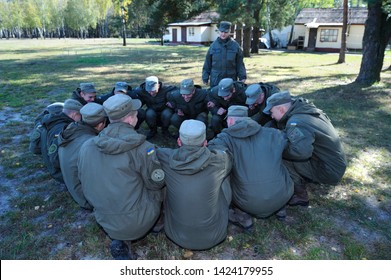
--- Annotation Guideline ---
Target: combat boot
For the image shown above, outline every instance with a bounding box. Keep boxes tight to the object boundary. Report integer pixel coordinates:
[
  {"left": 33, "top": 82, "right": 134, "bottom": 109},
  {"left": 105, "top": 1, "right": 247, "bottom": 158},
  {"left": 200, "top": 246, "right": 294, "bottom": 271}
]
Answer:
[
  {"left": 288, "top": 183, "right": 309, "bottom": 207},
  {"left": 229, "top": 207, "right": 254, "bottom": 230},
  {"left": 110, "top": 240, "right": 137, "bottom": 260}
]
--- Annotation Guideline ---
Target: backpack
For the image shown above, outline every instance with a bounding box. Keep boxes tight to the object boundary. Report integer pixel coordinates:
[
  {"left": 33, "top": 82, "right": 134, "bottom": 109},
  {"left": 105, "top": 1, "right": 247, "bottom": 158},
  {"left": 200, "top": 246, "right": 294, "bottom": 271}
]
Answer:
[{"left": 29, "top": 103, "right": 64, "bottom": 155}]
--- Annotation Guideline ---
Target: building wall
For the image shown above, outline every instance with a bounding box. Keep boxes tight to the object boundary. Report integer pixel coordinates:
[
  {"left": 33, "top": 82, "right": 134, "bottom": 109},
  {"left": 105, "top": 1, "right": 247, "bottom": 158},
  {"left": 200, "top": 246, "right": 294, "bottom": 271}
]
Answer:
[
  {"left": 163, "top": 24, "right": 219, "bottom": 44},
  {"left": 346, "top": 25, "right": 364, "bottom": 49}
]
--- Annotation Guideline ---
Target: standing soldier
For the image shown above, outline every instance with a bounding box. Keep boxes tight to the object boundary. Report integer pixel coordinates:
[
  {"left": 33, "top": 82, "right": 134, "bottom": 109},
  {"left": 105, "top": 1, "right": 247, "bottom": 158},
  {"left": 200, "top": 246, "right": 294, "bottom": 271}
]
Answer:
[{"left": 202, "top": 21, "right": 247, "bottom": 87}]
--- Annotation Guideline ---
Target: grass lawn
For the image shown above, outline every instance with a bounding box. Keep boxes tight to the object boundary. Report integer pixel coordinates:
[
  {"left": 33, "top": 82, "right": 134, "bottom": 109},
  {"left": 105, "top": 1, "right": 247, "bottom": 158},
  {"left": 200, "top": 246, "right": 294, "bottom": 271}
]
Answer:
[{"left": 0, "top": 38, "right": 390, "bottom": 260}]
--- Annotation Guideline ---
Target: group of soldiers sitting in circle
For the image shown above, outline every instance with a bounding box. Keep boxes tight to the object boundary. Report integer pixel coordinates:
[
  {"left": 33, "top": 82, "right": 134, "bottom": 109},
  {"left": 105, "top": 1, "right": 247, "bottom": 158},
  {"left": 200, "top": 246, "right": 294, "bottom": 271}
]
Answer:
[{"left": 29, "top": 76, "right": 347, "bottom": 260}]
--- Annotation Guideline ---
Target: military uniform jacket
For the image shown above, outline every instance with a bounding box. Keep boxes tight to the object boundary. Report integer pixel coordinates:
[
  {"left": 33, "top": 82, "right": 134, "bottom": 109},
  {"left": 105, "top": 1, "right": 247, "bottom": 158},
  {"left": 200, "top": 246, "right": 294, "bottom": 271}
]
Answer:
[
  {"left": 208, "top": 118, "right": 293, "bottom": 218},
  {"left": 277, "top": 98, "right": 347, "bottom": 185},
  {"left": 202, "top": 37, "right": 247, "bottom": 87},
  {"left": 208, "top": 82, "right": 247, "bottom": 115},
  {"left": 78, "top": 122, "right": 164, "bottom": 240},
  {"left": 40, "top": 112, "right": 74, "bottom": 183},
  {"left": 166, "top": 86, "right": 208, "bottom": 118},
  {"left": 58, "top": 122, "right": 98, "bottom": 209},
  {"left": 248, "top": 82, "right": 280, "bottom": 125},
  {"left": 157, "top": 145, "right": 232, "bottom": 250},
  {"left": 133, "top": 82, "right": 178, "bottom": 113}
]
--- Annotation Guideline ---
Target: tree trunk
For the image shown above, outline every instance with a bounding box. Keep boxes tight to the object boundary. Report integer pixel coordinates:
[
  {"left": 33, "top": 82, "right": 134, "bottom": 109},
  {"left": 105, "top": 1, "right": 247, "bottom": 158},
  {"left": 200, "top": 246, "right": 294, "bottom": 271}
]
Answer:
[
  {"left": 251, "top": 8, "right": 261, "bottom": 54},
  {"left": 337, "top": 0, "right": 348, "bottom": 63},
  {"left": 235, "top": 23, "right": 243, "bottom": 48},
  {"left": 243, "top": 26, "right": 251, "bottom": 57},
  {"left": 355, "top": 0, "right": 391, "bottom": 85}
]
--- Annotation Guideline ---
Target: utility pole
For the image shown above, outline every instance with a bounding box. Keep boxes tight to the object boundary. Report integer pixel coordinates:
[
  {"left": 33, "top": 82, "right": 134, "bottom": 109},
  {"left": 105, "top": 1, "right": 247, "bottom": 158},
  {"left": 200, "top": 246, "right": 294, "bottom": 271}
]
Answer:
[{"left": 121, "top": 4, "right": 127, "bottom": 46}]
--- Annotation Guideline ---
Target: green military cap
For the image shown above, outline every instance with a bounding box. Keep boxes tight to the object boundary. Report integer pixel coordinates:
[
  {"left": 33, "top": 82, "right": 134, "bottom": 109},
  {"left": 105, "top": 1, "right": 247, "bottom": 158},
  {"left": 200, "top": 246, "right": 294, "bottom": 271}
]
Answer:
[
  {"left": 103, "top": 94, "right": 141, "bottom": 120},
  {"left": 114, "top": 82, "right": 128, "bottom": 93},
  {"left": 63, "top": 99, "right": 83, "bottom": 112},
  {"left": 80, "top": 103, "right": 106, "bottom": 125},
  {"left": 227, "top": 105, "right": 248, "bottom": 118},
  {"left": 219, "top": 21, "right": 231, "bottom": 33},
  {"left": 263, "top": 91, "right": 292, "bottom": 114},
  {"left": 245, "top": 84, "right": 262, "bottom": 105},
  {"left": 180, "top": 79, "right": 195, "bottom": 95},
  {"left": 218, "top": 78, "right": 234, "bottom": 97},
  {"left": 179, "top": 119, "right": 206, "bottom": 146},
  {"left": 80, "top": 82, "right": 96, "bottom": 93}
]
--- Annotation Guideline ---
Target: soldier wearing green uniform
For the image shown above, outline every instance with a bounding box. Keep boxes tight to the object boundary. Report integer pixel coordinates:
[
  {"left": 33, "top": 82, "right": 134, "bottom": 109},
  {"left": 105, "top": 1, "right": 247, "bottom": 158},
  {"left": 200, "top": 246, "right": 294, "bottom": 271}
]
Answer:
[
  {"left": 58, "top": 103, "right": 107, "bottom": 210},
  {"left": 157, "top": 120, "right": 232, "bottom": 250},
  {"left": 208, "top": 105, "right": 293, "bottom": 229},
  {"left": 263, "top": 91, "right": 347, "bottom": 206},
  {"left": 78, "top": 94, "right": 165, "bottom": 260}
]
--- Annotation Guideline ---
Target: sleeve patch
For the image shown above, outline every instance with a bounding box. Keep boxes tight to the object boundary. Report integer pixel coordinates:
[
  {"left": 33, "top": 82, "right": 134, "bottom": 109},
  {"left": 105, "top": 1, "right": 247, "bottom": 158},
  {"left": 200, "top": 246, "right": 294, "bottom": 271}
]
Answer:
[
  {"left": 147, "top": 148, "right": 155, "bottom": 156},
  {"left": 287, "top": 127, "right": 305, "bottom": 143}
]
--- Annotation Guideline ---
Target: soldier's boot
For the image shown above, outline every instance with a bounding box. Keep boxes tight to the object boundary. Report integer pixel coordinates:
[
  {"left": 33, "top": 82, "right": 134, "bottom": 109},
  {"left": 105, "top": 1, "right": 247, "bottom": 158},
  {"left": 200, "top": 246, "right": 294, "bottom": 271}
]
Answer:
[
  {"left": 288, "top": 183, "right": 309, "bottom": 207},
  {"left": 229, "top": 207, "right": 254, "bottom": 230},
  {"left": 110, "top": 240, "right": 137, "bottom": 260},
  {"left": 275, "top": 205, "right": 287, "bottom": 221}
]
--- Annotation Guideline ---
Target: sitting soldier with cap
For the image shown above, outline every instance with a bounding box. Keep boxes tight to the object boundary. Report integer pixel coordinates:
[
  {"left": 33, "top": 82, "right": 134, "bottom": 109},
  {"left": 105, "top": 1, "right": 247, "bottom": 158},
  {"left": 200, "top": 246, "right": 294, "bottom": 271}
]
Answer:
[
  {"left": 245, "top": 82, "right": 280, "bottom": 126},
  {"left": 165, "top": 78, "right": 209, "bottom": 138},
  {"left": 207, "top": 78, "right": 247, "bottom": 136},
  {"left": 71, "top": 82, "right": 97, "bottom": 105},
  {"left": 78, "top": 94, "right": 165, "bottom": 260},
  {"left": 263, "top": 90, "right": 347, "bottom": 207},
  {"left": 208, "top": 105, "right": 293, "bottom": 229},
  {"left": 157, "top": 120, "right": 232, "bottom": 250},
  {"left": 202, "top": 21, "right": 247, "bottom": 87},
  {"left": 96, "top": 81, "right": 144, "bottom": 129},
  {"left": 40, "top": 99, "right": 83, "bottom": 183},
  {"left": 58, "top": 103, "right": 107, "bottom": 210},
  {"left": 132, "top": 76, "right": 178, "bottom": 139}
]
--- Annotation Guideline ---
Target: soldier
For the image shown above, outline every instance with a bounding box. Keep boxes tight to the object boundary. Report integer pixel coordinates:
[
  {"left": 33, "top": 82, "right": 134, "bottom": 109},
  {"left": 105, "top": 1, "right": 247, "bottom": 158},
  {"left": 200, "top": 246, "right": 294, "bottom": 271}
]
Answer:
[
  {"left": 157, "top": 120, "right": 232, "bottom": 250},
  {"left": 208, "top": 105, "right": 293, "bottom": 229},
  {"left": 165, "top": 79, "right": 208, "bottom": 137},
  {"left": 263, "top": 91, "right": 347, "bottom": 206},
  {"left": 202, "top": 21, "right": 247, "bottom": 87},
  {"left": 207, "top": 78, "right": 247, "bottom": 136},
  {"left": 40, "top": 99, "right": 83, "bottom": 183},
  {"left": 58, "top": 103, "right": 107, "bottom": 210},
  {"left": 245, "top": 82, "right": 280, "bottom": 126},
  {"left": 133, "top": 76, "right": 178, "bottom": 139},
  {"left": 78, "top": 94, "right": 165, "bottom": 260},
  {"left": 71, "top": 82, "right": 97, "bottom": 105}
]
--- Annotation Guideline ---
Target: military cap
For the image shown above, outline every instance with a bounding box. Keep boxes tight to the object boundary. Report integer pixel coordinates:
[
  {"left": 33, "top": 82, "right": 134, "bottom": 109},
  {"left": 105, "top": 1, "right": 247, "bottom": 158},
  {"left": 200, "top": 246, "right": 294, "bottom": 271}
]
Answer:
[
  {"left": 46, "top": 102, "right": 64, "bottom": 114},
  {"left": 263, "top": 91, "right": 292, "bottom": 114},
  {"left": 227, "top": 105, "right": 248, "bottom": 118},
  {"left": 218, "top": 78, "right": 234, "bottom": 97},
  {"left": 180, "top": 79, "right": 195, "bottom": 95},
  {"left": 145, "top": 76, "right": 159, "bottom": 92},
  {"left": 245, "top": 84, "right": 262, "bottom": 105},
  {"left": 63, "top": 99, "right": 83, "bottom": 112},
  {"left": 219, "top": 21, "right": 231, "bottom": 33},
  {"left": 114, "top": 82, "right": 128, "bottom": 93},
  {"left": 80, "top": 103, "right": 106, "bottom": 125},
  {"left": 179, "top": 119, "right": 206, "bottom": 146},
  {"left": 80, "top": 82, "right": 96, "bottom": 94},
  {"left": 103, "top": 94, "right": 142, "bottom": 120}
]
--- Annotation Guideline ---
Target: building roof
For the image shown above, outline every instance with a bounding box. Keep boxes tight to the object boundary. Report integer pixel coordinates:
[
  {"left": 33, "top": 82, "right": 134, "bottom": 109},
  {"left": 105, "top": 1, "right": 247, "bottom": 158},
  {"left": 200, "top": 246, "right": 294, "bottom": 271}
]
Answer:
[
  {"left": 295, "top": 8, "right": 367, "bottom": 25},
  {"left": 168, "top": 11, "right": 220, "bottom": 26}
]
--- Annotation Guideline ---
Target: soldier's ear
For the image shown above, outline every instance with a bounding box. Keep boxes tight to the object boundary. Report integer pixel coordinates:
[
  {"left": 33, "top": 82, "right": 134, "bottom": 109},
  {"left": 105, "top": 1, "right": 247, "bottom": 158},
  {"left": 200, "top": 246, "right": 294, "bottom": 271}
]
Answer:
[{"left": 177, "top": 138, "right": 182, "bottom": 147}]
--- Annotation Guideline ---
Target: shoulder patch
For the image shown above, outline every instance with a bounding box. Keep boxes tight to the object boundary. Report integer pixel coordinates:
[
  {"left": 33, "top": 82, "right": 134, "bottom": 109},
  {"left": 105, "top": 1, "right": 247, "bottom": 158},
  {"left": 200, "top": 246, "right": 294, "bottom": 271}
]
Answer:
[
  {"left": 147, "top": 147, "right": 155, "bottom": 156},
  {"left": 48, "top": 143, "right": 58, "bottom": 154}
]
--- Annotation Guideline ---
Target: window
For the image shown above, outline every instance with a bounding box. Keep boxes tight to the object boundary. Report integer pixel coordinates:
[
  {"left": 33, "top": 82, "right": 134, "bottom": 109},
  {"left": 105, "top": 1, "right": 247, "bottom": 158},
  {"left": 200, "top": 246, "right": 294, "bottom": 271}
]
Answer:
[
  {"left": 320, "top": 29, "right": 338, "bottom": 42},
  {"left": 188, "top": 27, "right": 195, "bottom": 36}
]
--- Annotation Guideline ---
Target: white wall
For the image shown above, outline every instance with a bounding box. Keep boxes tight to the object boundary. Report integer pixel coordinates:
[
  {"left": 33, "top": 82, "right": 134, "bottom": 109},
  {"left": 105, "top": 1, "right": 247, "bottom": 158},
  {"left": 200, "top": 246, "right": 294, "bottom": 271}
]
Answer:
[{"left": 347, "top": 25, "right": 364, "bottom": 49}]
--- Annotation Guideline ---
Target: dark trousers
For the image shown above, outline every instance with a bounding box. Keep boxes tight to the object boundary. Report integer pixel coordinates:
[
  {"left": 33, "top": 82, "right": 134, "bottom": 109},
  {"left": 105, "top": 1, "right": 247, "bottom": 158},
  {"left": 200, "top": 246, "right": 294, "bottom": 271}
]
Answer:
[{"left": 144, "top": 108, "right": 172, "bottom": 130}]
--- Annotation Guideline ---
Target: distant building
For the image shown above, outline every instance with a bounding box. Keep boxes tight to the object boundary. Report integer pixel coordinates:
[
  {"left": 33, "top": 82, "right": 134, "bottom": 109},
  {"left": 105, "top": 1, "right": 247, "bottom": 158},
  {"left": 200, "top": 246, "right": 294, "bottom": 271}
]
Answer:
[
  {"left": 291, "top": 7, "right": 368, "bottom": 52},
  {"left": 163, "top": 11, "right": 220, "bottom": 45}
]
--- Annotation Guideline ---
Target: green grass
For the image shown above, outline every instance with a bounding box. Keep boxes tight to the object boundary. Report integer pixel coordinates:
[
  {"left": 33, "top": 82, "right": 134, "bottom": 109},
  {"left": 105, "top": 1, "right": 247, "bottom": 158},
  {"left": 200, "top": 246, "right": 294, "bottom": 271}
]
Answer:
[{"left": 0, "top": 38, "right": 390, "bottom": 260}]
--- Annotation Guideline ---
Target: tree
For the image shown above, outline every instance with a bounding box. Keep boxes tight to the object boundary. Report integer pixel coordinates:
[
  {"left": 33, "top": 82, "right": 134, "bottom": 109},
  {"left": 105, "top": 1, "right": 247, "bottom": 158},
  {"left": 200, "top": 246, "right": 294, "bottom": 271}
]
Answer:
[
  {"left": 337, "top": 0, "right": 348, "bottom": 63},
  {"left": 355, "top": 0, "right": 391, "bottom": 84}
]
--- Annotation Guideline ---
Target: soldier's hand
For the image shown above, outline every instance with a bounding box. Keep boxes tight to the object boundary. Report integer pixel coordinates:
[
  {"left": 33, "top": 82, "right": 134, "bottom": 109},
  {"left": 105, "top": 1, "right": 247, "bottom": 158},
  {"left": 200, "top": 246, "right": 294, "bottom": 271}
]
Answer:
[
  {"left": 166, "top": 102, "right": 173, "bottom": 108},
  {"left": 177, "top": 109, "right": 184, "bottom": 116},
  {"left": 207, "top": 101, "right": 215, "bottom": 108},
  {"left": 217, "top": 107, "right": 226, "bottom": 115}
]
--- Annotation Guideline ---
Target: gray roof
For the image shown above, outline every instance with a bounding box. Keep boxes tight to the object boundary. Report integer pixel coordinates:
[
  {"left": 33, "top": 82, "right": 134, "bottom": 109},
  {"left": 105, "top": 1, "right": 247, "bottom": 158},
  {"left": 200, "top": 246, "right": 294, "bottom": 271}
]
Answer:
[
  {"left": 168, "top": 11, "right": 220, "bottom": 26},
  {"left": 295, "top": 8, "right": 367, "bottom": 25}
]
